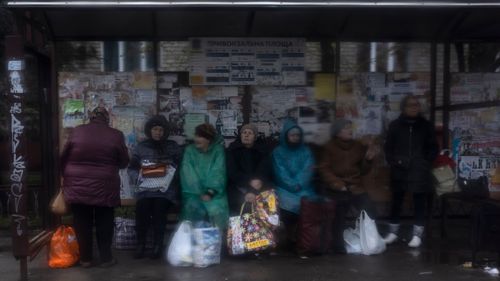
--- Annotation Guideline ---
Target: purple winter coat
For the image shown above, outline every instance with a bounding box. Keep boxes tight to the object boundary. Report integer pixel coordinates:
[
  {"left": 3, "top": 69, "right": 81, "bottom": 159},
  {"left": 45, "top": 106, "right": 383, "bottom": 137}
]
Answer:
[{"left": 61, "top": 120, "right": 129, "bottom": 207}]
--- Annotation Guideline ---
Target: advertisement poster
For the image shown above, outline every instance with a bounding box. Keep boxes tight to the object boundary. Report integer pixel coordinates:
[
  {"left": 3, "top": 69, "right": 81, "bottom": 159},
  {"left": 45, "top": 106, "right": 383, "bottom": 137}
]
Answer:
[
  {"left": 459, "top": 156, "right": 500, "bottom": 191},
  {"left": 62, "top": 99, "right": 85, "bottom": 128},
  {"left": 189, "top": 38, "right": 306, "bottom": 86}
]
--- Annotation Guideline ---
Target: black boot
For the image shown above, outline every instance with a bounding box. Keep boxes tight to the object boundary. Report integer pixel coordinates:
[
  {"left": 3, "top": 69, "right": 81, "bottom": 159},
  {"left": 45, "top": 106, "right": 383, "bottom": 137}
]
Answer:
[
  {"left": 150, "top": 229, "right": 164, "bottom": 259},
  {"left": 133, "top": 243, "right": 146, "bottom": 259}
]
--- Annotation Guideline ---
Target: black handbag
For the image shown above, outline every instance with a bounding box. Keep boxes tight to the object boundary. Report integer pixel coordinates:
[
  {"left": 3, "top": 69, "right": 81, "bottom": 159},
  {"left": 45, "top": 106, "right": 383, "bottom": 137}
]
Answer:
[{"left": 457, "top": 176, "right": 489, "bottom": 199}]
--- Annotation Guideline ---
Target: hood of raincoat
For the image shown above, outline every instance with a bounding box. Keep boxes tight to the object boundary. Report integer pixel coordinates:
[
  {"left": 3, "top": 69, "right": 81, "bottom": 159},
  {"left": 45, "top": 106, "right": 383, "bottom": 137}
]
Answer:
[{"left": 279, "top": 119, "right": 304, "bottom": 149}]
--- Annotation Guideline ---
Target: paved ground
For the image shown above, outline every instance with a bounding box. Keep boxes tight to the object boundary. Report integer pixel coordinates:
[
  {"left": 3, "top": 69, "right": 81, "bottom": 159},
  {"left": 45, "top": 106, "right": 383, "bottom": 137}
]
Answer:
[{"left": 1, "top": 220, "right": 499, "bottom": 281}]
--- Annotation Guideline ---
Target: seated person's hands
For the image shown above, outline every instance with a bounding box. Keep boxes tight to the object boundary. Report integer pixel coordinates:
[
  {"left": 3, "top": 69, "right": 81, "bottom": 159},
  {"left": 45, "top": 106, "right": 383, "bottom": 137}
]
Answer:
[
  {"left": 245, "top": 193, "right": 256, "bottom": 203},
  {"left": 249, "top": 179, "right": 263, "bottom": 191}
]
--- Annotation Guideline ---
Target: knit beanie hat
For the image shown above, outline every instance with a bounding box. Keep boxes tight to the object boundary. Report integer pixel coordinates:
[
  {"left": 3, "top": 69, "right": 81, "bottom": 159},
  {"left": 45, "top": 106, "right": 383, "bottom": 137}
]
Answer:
[
  {"left": 240, "top": 123, "right": 258, "bottom": 136},
  {"left": 332, "top": 119, "right": 352, "bottom": 137}
]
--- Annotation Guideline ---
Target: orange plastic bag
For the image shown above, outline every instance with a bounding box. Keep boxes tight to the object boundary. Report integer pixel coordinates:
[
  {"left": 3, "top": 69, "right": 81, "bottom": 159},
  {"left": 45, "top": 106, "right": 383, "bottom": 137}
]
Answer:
[{"left": 48, "top": 226, "right": 80, "bottom": 268}]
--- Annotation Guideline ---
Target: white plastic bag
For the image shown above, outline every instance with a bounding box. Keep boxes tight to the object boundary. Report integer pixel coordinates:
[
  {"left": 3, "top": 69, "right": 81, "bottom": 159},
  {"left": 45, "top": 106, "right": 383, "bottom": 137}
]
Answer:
[
  {"left": 359, "top": 211, "right": 386, "bottom": 255},
  {"left": 433, "top": 166, "right": 457, "bottom": 196},
  {"left": 192, "top": 226, "right": 221, "bottom": 268},
  {"left": 167, "top": 221, "right": 193, "bottom": 267},
  {"left": 343, "top": 225, "right": 362, "bottom": 254}
]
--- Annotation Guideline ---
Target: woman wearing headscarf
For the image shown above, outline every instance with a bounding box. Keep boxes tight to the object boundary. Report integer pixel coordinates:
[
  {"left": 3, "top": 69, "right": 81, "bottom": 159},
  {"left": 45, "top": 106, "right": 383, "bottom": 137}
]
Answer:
[
  {"left": 61, "top": 106, "right": 129, "bottom": 268},
  {"left": 128, "top": 115, "right": 182, "bottom": 259},
  {"left": 318, "top": 119, "right": 378, "bottom": 253},
  {"left": 226, "top": 123, "right": 272, "bottom": 214},
  {"left": 180, "top": 123, "right": 229, "bottom": 230},
  {"left": 272, "top": 119, "right": 316, "bottom": 245},
  {"left": 383, "top": 95, "right": 439, "bottom": 248}
]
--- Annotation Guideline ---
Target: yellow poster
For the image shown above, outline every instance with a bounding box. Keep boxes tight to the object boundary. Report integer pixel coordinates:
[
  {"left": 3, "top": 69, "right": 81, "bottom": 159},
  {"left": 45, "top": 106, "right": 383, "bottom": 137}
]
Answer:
[{"left": 314, "top": 73, "right": 336, "bottom": 101}]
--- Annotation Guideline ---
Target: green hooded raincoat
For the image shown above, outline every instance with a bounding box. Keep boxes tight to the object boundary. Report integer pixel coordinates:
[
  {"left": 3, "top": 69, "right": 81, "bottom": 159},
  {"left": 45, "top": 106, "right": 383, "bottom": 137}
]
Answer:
[{"left": 180, "top": 135, "right": 229, "bottom": 229}]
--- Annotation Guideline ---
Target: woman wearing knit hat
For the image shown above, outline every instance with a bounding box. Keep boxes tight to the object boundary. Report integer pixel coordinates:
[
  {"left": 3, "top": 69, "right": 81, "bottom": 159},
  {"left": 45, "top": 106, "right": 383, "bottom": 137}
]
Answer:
[
  {"left": 128, "top": 115, "right": 182, "bottom": 259},
  {"left": 226, "top": 123, "right": 273, "bottom": 214},
  {"left": 318, "top": 118, "right": 378, "bottom": 254},
  {"left": 180, "top": 123, "right": 229, "bottom": 230}
]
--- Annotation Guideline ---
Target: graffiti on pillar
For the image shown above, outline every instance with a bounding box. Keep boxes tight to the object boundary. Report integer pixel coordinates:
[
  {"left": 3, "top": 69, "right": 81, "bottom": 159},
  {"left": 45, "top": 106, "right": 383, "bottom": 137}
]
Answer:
[
  {"left": 8, "top": 60, "right": 27, "bottom": 237},
  {"left": 9, "top": 71, "right": 24, "bottom": 94}
]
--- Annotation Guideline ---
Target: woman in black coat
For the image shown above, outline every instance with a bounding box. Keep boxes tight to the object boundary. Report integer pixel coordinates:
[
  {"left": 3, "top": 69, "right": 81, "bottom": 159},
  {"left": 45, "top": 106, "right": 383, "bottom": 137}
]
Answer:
[
  {"left": 383, "top": 95, "right": 439, "bottom": 248},
  {"left": 226, "top": 124, "right": 272, "bottom": 214},
  {"left": 128, "top": 115, "right": 182, "bottom": 259}
]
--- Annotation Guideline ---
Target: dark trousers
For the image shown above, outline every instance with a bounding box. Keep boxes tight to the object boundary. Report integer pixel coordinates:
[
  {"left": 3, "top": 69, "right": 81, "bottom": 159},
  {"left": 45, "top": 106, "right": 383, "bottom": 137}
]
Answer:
[
  {"left": 135, "top": 198, "right": 172, "bottom": 247},
  {"left": 329, "top": 191, "right": 377, "bottom": 249},
  {"left": 280, "top": 208, "right": 299, "bottom": 247},
  {"left": 389, "top": 191, "right": 427, "bottom": 226},
  {"left": 71, "top": 204, "right": 115, "bottom": 262}
]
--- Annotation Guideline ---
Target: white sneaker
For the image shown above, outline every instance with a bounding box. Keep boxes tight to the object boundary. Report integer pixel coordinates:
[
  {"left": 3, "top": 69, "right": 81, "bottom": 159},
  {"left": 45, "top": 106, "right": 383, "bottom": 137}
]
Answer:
[
  {"left": 408, "top": 236, "right": 422, "bottom": 248},
  {"left": 383, "top": 233, "right": 398, "bottom": 244}
]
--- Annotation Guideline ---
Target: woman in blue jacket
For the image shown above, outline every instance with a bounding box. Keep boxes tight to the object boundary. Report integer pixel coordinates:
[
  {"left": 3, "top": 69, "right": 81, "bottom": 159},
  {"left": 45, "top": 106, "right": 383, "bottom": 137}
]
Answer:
[{"left": 272, "top": 119, "right": 316, "bottom": 246}]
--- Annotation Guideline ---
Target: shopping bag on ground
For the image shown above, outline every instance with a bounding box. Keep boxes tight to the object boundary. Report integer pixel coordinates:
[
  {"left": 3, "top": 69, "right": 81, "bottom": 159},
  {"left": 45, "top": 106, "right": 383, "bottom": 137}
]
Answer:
[
  {"left": 359, "top": 211, "right": 386, "bottom": 255},
  {"left": 297, "top": 196, "right": 335, "bottom": 255},
  {"left": 167, "top": 221, "right": 194, "bottom": 267},
  {"left": 227, "top": 203, "right": 276, "bottom": 256},
  {"left": 343, "top": 221, "right": 362, "bottom": 254},
  {"left": 192, "top": 224, "right": 221, "bottom": 268},
  {"left": 48, "top": 225, "right": 79, "bottom": 268},
  {"left": 255, "top": 189, "right": 280, "bottom": 228},
  {"left": 114, "top": 217, "right": 137, "bottom": 250}
]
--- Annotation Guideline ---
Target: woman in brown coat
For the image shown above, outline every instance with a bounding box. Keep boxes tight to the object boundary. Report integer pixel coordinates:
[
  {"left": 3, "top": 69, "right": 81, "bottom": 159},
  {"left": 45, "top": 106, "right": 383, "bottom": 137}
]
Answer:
[{"left": 318, "top": 119, "right": 378, "bottom": 253}]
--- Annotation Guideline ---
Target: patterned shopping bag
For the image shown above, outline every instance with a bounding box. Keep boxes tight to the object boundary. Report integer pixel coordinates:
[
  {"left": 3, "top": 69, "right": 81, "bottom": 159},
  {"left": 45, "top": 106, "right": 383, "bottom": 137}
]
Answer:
[
  {"left": 113, "top": 217, "right": 153, "bottom": 250},
  {"left": 227, "top": 203, "right": 276, "bottom": 255},
  {"left": 256, "top": 189, "right": 280, "bottom": 228}
]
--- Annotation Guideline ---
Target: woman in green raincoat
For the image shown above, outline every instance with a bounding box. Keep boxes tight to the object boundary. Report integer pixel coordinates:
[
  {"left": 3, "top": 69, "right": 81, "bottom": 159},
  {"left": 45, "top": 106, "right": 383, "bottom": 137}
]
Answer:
[{"left": 180, "top": 123, "right": 229, "bottom": 229}]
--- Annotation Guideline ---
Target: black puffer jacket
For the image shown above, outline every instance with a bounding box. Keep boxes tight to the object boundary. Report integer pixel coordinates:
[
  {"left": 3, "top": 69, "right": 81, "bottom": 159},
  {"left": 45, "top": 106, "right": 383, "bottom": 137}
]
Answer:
[
  {"left": 226, "top": 139, "right": 272, "bottom": 213},
  {"left": 384, "top": 115, "right": 439, "bottom": 193}
]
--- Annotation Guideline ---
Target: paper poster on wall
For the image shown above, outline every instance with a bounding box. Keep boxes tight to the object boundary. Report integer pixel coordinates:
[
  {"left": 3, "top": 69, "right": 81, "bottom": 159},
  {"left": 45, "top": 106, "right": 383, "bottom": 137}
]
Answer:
[
  {"left": 359, "top": 104, "right": 383, "bottom": 136},
  {"left": 190, "top": 38, "right": 306, "bottom": 86},
  {"left": 133, "top": 72, "right": 155, "bottom": 89},
  {"left": 300, "top": 123, "right": 331, "bottom": 145},
  {"left": 459, "top": 156, "right": 500, "bottom": 191},
  {"left": 158, "top": 73, "right": 178, "bottom": 89},
  {"left": 62, "top": 99, "right": 85, "bottom": 128},
  {"left": 208, "top": 110, "right": 238, "bottom": 137},
  {"left": 114, "top": 91, "right": 135, "bottom": 106},
  {"left": 250, "top": 86, "right": 321, "bottom": 138},
  {"left": 58, "top": 72, "right": 88, "bottom": 99},
  {"left": 184, "top": 113, "right": 207, "bottom": 139},
  {"left": 180, "top": 87, "right": 193, "bottom": 113},
  {"left": 314, "top": 73, "right": 336, "bottom": 101},
  {"left": 451, "top": 73, "right": 500, "bottom": 105}
]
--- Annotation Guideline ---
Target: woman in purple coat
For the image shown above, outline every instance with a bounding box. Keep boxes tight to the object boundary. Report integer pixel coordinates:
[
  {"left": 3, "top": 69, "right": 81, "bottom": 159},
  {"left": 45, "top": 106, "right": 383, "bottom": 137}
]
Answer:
[{"left": 61, "top": 107, "right": 129, "bottom": 268}]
